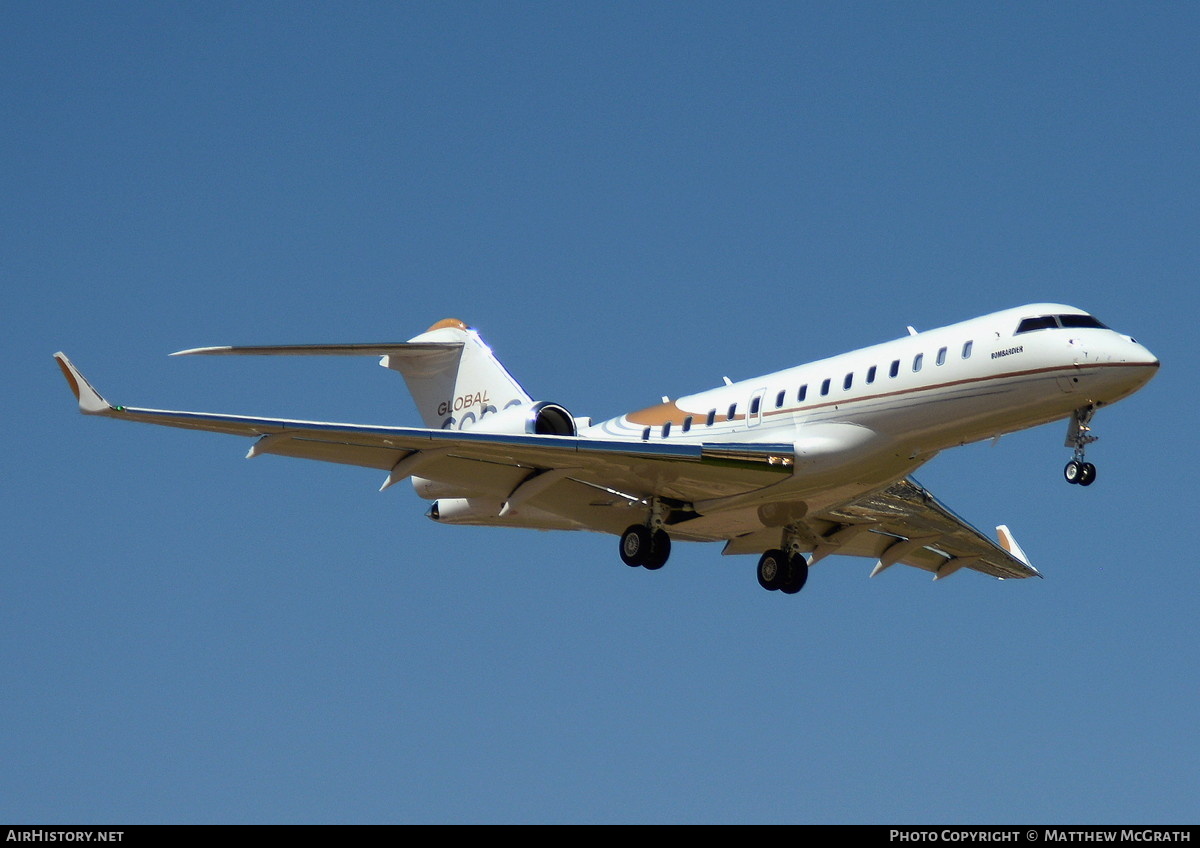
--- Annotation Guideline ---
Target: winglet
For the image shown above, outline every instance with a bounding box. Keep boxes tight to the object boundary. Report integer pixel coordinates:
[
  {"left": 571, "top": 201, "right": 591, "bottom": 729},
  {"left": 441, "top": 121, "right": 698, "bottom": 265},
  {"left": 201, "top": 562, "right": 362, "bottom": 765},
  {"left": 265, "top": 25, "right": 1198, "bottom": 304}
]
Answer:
[
  {"left": 996, "top": 524, "right": 1040, "bottom": 577},
  {"left": 53, "top": 353, "right": 115, "bottom": 414}
]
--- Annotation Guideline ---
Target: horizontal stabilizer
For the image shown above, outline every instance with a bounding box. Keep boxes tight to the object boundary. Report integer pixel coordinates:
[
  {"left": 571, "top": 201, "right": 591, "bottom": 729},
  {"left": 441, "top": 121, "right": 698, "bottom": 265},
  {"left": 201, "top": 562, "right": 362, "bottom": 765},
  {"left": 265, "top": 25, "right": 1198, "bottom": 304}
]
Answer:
[{"left": 171, "top": 342, "right": 463, "bottom": 358}]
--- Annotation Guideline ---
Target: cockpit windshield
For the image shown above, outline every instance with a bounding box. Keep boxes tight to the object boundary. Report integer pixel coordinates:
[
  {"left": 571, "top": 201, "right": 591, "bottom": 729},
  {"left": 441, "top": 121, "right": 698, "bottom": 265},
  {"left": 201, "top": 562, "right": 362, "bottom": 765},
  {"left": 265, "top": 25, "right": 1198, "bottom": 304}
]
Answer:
[
  {"left": 1015, "top": 314, "right": 1109, "bottom": 335},
  {"left": 1057, "top": 314, "right": 1109, "bottom": 330}
]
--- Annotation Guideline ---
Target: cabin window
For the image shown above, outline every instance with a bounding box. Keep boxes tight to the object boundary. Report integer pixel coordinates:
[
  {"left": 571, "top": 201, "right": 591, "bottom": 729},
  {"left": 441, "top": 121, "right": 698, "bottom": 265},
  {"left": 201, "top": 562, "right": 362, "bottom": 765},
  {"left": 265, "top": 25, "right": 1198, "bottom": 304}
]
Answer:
[
  {"left": 821, "top": 378, "right": 831, "bottom": 396},
  {"left": 913, "top": 353, "right": 924, "bottom": 372},
  {"left": 866, "top": 365, "right": 877, "bottom": 384},
  {"left": 662, "top": 421, "right": 671, "bottom": 438},
  {"left": 843, "top": 372, "right": 853, "bottom": 390},
  {"left": 962, "top": 340, "right": 973, "bottom": 359},
  {"left": 641, "top": 427, "right": 650, "bottom": 441},
  {"left": 682, "top": 416, "right": 692, "bottom": 433},
  {"left": 775, "top": 390, "right": 785, "bottom": 408},
  {"left": 727, "top": 403, "right": 737, "bottom": 421},
  {"left": 706, "top": 409, "right": 716, "bottom": 427},
  {"left": 936, "top": 346, "right": 947, "bottom": 366},
  {"left": 890, "top": 359, "right": 900, "bottom": 378},
  {"left": 798, "top": 384, "right": 807, "bottom": 402},
  {"left": 749, "top": 396, "right": 760, "bottom": 415}
]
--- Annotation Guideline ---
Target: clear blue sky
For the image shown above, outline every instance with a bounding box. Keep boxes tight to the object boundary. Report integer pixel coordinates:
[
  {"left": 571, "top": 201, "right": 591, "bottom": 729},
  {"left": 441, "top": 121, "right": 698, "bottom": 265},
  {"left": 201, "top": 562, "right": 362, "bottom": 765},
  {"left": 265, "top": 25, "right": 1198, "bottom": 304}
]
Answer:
[{"left": 4, "top": 2, "right": 1195, "bottom": 824}]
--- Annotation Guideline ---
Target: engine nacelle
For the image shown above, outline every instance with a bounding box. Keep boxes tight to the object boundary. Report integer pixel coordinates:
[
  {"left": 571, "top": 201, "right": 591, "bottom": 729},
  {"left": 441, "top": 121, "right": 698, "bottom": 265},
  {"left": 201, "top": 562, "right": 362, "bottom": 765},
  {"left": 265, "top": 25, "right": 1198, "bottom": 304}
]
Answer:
[
  {"left": 463, "top": 400, "right": 577, "bottom": 436},
  {"left": 427, "top": 498, "right": 501, "bottom": 524}
]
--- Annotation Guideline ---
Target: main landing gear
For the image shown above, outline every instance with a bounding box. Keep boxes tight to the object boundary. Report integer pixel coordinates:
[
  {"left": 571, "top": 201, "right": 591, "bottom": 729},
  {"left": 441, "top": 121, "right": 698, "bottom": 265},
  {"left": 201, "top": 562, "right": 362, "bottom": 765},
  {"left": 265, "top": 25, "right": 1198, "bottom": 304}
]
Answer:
[
  {"left": 756, "top": 524, "right": 811, "bottom": 595},
  {"left": 757, "top": 549, "right": 809, "bottom": 594},
  {"left": 1064, "top": 405, "right": 1099, "bottom": 487},
  {"left": 618, "top": 497, "right": 671, "bottom": 570},
  {"left": 619, "top": 524, "right": 671, "bottom": 570}
]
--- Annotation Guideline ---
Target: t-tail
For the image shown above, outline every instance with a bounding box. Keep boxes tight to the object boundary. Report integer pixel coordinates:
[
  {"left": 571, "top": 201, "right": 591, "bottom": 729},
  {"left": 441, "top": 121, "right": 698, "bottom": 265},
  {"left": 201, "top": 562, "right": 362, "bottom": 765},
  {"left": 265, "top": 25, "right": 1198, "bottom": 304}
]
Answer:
[
  {"left": 170, "top": 318, "right": 534, "bottom": 430},
  {"left": 382, "top": 318, "right": 533, "bottom": 429}
]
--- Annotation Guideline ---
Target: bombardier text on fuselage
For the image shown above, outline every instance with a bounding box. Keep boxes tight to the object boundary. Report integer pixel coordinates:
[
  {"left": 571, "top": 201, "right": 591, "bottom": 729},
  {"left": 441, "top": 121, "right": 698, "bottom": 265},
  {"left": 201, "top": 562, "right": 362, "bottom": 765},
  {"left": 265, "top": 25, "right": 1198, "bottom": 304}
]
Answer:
[{"left": 55, "top": 304, "right": 1158, "bottom": 595}]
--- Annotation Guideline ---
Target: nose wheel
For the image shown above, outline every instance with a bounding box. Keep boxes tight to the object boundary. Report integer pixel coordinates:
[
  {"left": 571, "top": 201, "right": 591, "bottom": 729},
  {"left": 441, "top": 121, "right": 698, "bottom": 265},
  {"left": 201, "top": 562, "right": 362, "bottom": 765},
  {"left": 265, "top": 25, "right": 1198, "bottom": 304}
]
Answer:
[
  {"left": 1064, "top": 459, "right": 1096, "bottom": 486},
  {"left": 1064, "top": 406, "right": 1099, "bottom": 486}
]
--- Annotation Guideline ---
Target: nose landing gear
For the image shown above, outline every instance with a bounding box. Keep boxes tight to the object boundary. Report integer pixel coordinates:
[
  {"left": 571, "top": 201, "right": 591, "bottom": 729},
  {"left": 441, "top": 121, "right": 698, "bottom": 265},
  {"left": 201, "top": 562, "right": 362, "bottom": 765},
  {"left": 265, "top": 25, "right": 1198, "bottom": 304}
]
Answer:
[
  {"left": 1064, "top": 459, "right": 1096, "bottom": 486},
  {"left": 1064, "top": 405, "right": 1099, "bottom": 486}
]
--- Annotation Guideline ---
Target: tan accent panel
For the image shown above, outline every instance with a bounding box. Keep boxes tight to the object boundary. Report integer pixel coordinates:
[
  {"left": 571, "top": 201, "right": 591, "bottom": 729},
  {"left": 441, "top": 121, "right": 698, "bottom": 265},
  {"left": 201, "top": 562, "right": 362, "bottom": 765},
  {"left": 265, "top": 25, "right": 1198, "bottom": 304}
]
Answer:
[
  {"left": 624, "top": 400, "right": 686, "bottom": 426},
  {"left": 425, "top": 318, "right": 469, "bottom": 332}
]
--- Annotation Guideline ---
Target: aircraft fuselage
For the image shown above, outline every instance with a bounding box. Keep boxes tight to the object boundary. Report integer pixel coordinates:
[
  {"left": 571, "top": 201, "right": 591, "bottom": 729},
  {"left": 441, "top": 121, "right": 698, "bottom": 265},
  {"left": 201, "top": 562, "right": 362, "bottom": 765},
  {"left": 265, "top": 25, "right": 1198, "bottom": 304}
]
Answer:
[{"left": 590, "top": 303, "right": 1158, "bottom": 510}]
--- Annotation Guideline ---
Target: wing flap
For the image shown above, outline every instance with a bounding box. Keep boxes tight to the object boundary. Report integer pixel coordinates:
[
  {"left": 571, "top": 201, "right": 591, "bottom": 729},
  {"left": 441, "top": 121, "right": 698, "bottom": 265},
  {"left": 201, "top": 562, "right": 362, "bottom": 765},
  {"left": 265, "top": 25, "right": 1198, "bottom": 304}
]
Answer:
[{"left": 247, "top": 433, "right": 407, "bottom": 471}]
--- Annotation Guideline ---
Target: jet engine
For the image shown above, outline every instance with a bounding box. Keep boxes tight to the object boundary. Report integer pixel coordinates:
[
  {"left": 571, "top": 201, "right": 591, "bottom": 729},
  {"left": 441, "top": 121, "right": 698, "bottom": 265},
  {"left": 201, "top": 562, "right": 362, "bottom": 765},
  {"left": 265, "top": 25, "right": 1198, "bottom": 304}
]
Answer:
[
  {"left": 427, "top": 498, "right": 501, "bottom": 524},
  {"left": 408, "top": 402, "right": 582, "bottom": 501},
  {"left": 462, "top": 400, "right": 578, "bottom": 436}
]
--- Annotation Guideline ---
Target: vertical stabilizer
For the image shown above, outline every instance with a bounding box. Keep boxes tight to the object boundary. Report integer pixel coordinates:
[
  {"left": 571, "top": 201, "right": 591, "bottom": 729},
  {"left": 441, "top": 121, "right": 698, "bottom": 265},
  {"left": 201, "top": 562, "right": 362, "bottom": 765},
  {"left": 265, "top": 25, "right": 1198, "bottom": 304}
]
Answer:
[{"left": 382, "top": 319, "right": 532, "bottom": 429}]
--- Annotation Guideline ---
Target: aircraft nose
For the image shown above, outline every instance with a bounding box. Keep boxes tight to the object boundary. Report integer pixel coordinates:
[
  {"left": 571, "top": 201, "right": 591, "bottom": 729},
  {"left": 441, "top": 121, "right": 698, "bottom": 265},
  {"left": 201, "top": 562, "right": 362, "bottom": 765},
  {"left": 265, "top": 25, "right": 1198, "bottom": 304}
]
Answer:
[
  {"left": 1121, "top": 339, "right": 1160, "bottom": 395},
  {"left": 1128, "top": 338, "right": 1160, "bottom": 369}
]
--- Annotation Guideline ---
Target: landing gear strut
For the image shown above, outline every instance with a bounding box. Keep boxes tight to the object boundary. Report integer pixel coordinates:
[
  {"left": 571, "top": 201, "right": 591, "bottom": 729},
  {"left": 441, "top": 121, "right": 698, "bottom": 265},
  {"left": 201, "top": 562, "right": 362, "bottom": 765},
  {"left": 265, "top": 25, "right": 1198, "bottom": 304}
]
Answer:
[
  {"left": 618, "top": 497, "right": 671, "bottom": 570},
  {"left": 1064, "top": 405, "right": 1099, "bottom": 487}
]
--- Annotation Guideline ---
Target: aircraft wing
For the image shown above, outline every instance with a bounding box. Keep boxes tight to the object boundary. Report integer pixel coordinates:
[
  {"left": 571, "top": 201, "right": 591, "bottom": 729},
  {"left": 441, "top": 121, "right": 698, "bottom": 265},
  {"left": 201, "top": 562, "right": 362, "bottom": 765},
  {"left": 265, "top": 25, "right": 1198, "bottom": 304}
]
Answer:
[
  {"left": 56, "top": 353, "right": 1037, "bottom": 578},
  {"left": 54, "top": 354, "right": 795, "bottom": 526},
  {"left": 720, "top": 477, "right": 1040, "bottom": 580}
]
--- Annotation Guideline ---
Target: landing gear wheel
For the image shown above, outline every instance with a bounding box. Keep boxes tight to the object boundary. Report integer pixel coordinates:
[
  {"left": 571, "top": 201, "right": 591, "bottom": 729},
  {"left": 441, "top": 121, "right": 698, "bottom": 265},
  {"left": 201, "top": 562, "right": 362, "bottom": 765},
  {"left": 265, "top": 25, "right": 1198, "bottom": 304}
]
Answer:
[
  {"left": 1065, "top": 460, "right": 1098, "bottom": 486},
  {"left": 757, "top": 549, "right": 787, "bottom": 591},
  {"left": 642, "top": 529, "right": 671, "bottom": 570},
  {"left": 619, "top": 525, "right": 651, "bottom": 567},
  {"left": 619, "top": 525, "right": 670, "bottom": 569},
  {"left": 778, "top": 554, "right": 809, "bottom": 594}
]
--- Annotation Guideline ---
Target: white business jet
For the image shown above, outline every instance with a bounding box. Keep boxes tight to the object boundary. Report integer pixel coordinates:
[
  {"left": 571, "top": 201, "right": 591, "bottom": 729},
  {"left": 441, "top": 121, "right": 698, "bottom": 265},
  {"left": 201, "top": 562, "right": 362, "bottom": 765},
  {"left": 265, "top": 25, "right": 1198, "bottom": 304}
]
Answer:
[{"left": 55, "top": 304, "right": 1157, "bottom": 595}]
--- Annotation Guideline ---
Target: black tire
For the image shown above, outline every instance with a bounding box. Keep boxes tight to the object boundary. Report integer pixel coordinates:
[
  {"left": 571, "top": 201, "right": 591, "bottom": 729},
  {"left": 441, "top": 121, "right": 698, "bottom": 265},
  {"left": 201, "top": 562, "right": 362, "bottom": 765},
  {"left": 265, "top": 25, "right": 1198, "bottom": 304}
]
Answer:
[
  {"left": 619, "top": 524, "right": 651, "bottom": 567},
  {"left": 779, "top": 554, "right": 809, "bottom": 594},
  {"left": 1064, "top": 460, "right": 1082, "bottom": 484},
  {"left": 1079, "top": 462, "right": 1097, "bottom": 487},
  {"left": 757, "top": 549, "right": 786, "bottom": 591},
  {"left": 642, "top": 529, "right": 671, "bottom": 570}
]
